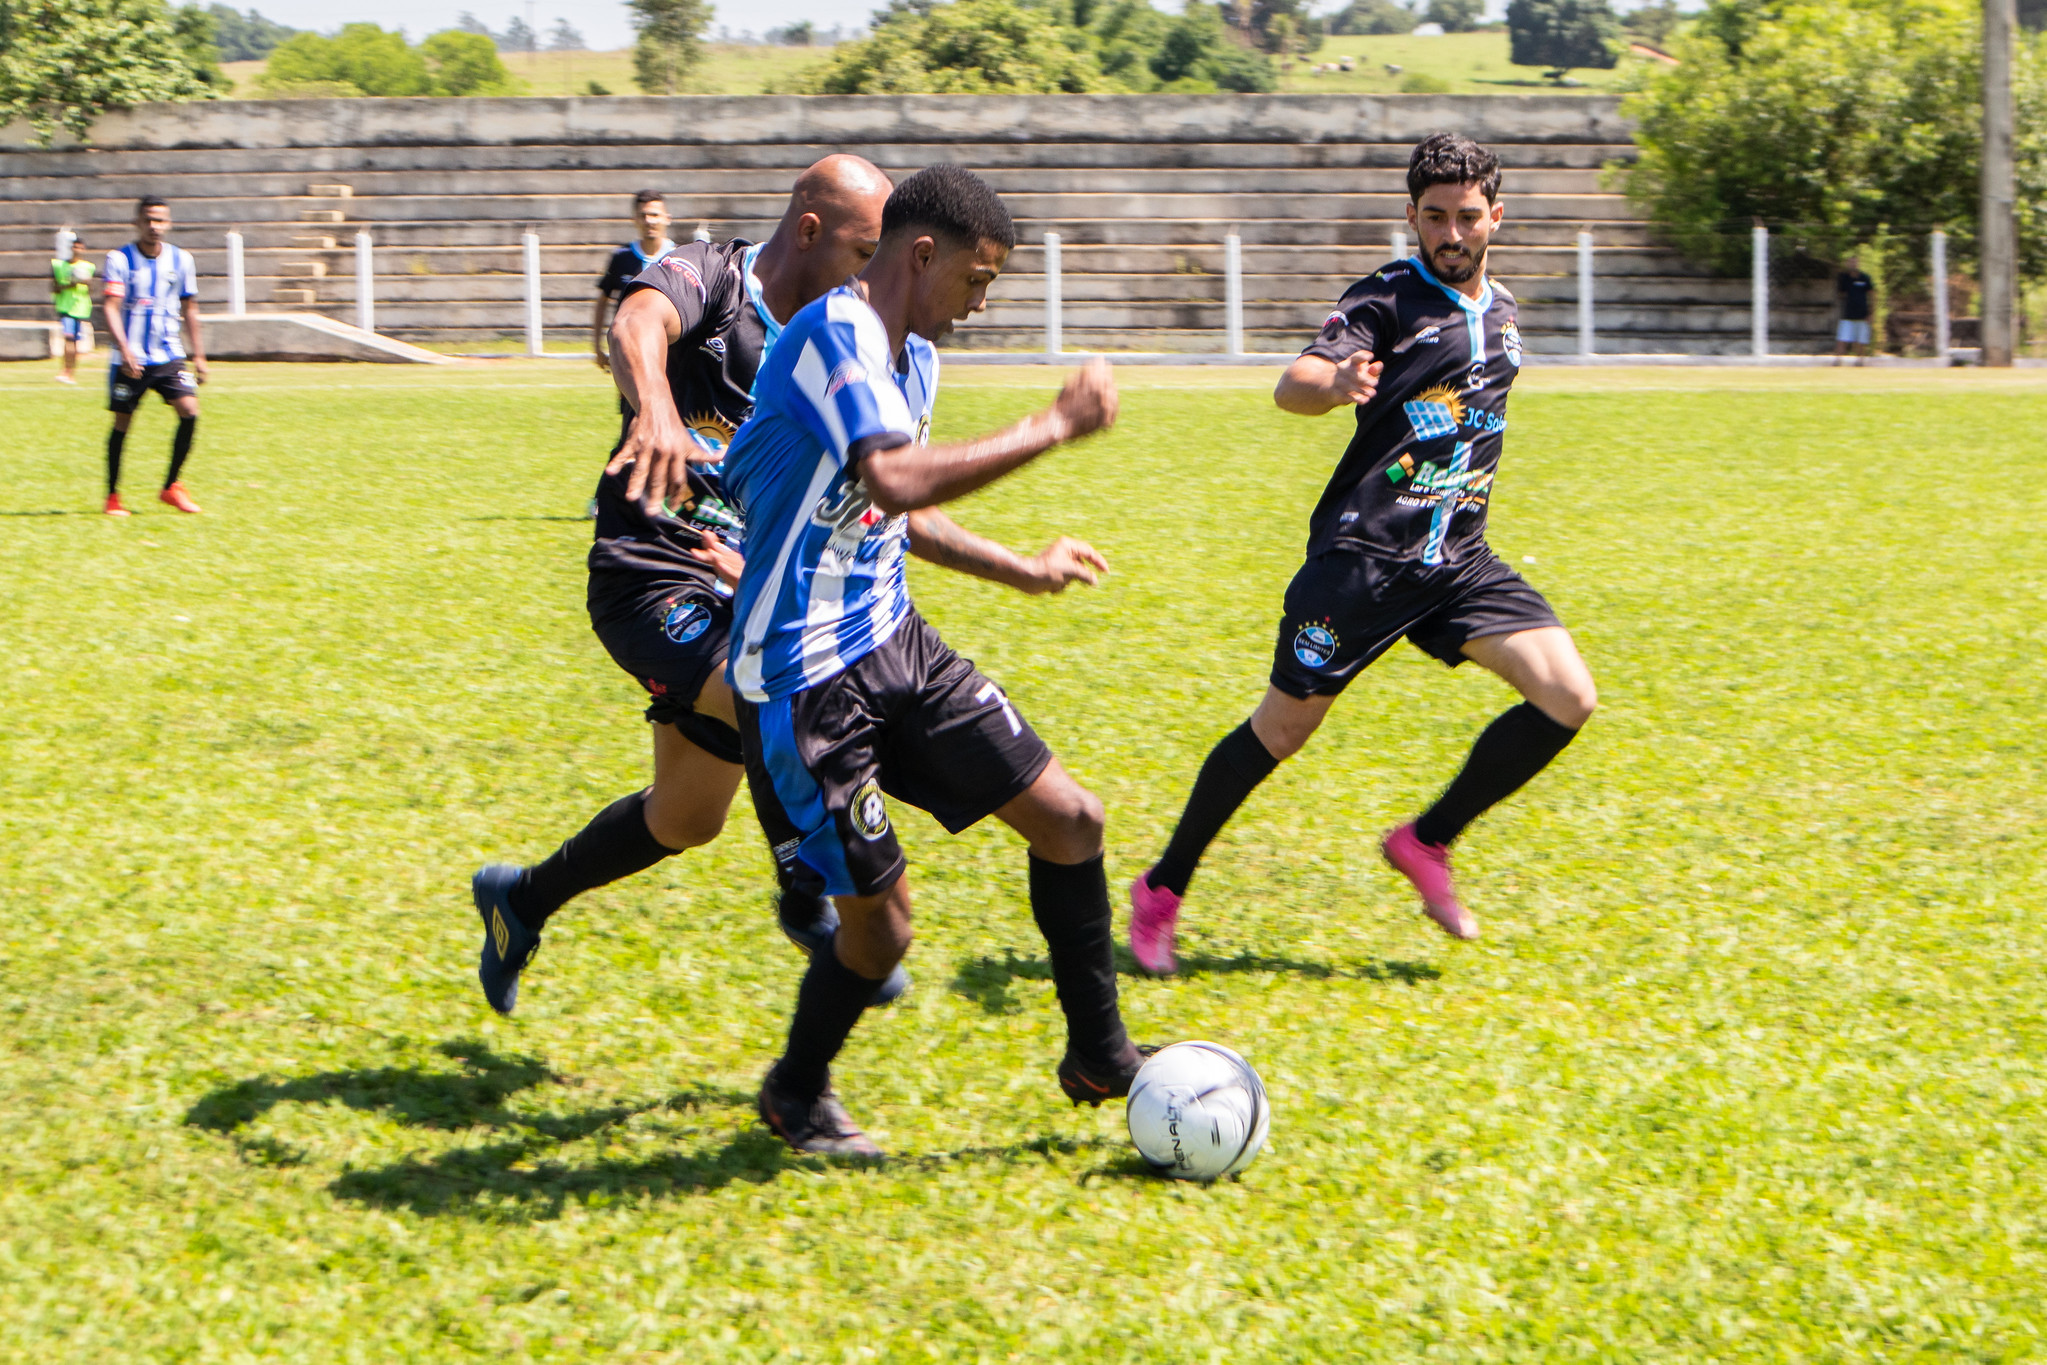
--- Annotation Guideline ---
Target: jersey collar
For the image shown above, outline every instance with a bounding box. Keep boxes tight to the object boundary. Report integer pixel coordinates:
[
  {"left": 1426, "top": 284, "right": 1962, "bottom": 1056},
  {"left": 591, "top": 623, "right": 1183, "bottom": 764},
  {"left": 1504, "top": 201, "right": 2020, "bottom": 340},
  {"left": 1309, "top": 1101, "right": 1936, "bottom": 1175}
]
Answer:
[
  {"left": 1409, "top": 253, "right": 1493, "bottom": 315},
  {"left": 630, "top": 238, "right": 676, "bottom": 268},
  {"left": 741, "top": 242, "right": 783, "bottom": 354}
]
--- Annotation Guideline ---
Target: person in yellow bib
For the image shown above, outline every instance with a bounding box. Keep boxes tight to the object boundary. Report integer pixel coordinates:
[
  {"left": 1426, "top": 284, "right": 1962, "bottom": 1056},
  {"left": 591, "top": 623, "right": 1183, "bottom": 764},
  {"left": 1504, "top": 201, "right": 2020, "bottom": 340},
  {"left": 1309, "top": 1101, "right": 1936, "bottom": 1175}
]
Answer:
[{"left": 50, "top": 238, "right": 94, "bottom": 385}]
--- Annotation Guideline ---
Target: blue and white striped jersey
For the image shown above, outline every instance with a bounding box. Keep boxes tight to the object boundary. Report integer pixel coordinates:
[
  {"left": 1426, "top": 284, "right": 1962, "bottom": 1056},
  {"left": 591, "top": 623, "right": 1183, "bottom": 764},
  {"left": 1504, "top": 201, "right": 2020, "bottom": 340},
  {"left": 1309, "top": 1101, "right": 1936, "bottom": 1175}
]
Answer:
[
  {"left": 103, "top": 243, "right": 197, "bottom": 367},
  {"left": 721, "top": 286, "right": 938, "bottom": 704}
]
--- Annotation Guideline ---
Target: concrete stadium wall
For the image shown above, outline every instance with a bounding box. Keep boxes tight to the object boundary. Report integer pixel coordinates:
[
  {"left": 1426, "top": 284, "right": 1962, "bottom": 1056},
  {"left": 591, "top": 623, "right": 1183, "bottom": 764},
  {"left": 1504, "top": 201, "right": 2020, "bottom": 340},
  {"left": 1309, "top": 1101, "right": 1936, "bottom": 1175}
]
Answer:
[{"left": 1, "top": 95, "right": 1830, "bottom": 355}]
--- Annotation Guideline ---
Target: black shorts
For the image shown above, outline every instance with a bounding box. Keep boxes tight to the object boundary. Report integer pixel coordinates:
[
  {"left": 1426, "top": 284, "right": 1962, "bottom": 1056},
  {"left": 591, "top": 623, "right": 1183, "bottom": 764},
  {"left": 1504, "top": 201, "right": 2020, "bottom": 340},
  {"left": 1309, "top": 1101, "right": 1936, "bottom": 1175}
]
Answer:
[
  {"left": 739, "top": 612, "right": 1054, "bottom": 900},
  {"left": 586, "top": 567, "right": 741, "bottom": 764},
  {"left": 108, "top": 361, "right": 194, "bottom": 414},
  {"left": 1271, "top": 547, "right": 1563, "bottom": 698}
]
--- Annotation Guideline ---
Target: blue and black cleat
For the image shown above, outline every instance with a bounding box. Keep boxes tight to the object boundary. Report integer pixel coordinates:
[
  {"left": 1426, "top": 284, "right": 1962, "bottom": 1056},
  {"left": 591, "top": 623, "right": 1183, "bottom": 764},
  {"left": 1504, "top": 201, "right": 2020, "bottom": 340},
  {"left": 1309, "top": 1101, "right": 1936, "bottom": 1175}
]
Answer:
[
  {"left": 776, "top": 887, "right": 910, "bottom": 1006},
  {"left": 472, "top": 863, "right": 542, "bottom": 1016}
]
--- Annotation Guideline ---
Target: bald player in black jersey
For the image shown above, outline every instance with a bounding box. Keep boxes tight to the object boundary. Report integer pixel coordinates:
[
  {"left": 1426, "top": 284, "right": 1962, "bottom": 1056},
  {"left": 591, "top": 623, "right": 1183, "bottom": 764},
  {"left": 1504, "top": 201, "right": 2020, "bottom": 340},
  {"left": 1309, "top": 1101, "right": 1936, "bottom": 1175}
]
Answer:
[
  {"left": 469, "top": 156, "right": 899, "bottom": 1014},
  {"left": 1129, "top": 133, "right": 1599, "bottom": 966}
]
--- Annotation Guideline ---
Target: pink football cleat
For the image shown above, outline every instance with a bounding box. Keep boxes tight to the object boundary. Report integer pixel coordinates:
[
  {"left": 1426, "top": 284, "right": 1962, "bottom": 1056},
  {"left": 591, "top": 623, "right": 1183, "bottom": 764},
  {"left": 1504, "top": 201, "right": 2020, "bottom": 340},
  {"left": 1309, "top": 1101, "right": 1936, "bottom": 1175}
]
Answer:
[
  {"left": 1128, "top": 870, "right": 1182, "bottom": 975},
  {"left": 1381, "top": 823, "right": 1480, "bottom": 940}
]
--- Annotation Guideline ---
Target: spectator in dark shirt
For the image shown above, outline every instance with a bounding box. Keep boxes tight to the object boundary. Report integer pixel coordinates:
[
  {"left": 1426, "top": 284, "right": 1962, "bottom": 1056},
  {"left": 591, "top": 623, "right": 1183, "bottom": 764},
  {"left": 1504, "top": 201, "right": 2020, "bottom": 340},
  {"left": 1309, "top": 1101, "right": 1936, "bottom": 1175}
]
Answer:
[{"left": 1835, "top": 254, "right": 1875, "bottom": 364}]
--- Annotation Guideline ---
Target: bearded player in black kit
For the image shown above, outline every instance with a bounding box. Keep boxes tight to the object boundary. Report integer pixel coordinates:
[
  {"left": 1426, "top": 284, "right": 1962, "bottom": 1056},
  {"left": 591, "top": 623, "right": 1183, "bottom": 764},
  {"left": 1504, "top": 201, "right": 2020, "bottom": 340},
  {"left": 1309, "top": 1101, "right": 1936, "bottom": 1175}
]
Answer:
[
  {"left": 470, "top": 156, "right": 906, "bottom": 1013},
  {"left": 1129, "top": 133, "right": 1599, "bottom": 968}
]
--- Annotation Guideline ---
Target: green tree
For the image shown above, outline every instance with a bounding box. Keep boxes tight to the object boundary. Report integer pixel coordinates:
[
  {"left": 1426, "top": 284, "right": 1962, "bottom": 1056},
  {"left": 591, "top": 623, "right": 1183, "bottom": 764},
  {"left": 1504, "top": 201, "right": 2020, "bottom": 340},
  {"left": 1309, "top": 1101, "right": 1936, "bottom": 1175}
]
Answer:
[
  {"left": 421, "top": 28, "right": 517, "bottom": 94},
  {"left": 260, "top": 23, "right": 430, "bottom": 95},
  {"left": 204, "top": 4, "right": 295, "bottom": 61},
  {"left": 1149, "top": 2, "right": 1276, "bottom": 90},
  {"left": 1623, "top": 0, "right": 2047, "bottom": 288},
  {"left": 1223, "top": 0, "right": 1315, "bottom": 52},
  {"left": 804, "top": 0, "right": 1110, "bottom": 92},
  {"left": 0, "top": 0, "right": 215, "bottom": 143},
  {"left": 1506, "top": 0, "right": 1619, "bottom": 80},
  {"left": 1327, "top": 0, "right": 1416, "bottom": 36},
  {"left": 1425, "top": 0, "right": 1484, "bottom": 32},
  {"left": 628, "top": 0, "right": 710, "bottom": 94},
  {"left": 1622, "top": 0, "right": 1681, "bottom": 47},
  {"left": 170, "top": 3, "right": 228, "bottom": 87}
]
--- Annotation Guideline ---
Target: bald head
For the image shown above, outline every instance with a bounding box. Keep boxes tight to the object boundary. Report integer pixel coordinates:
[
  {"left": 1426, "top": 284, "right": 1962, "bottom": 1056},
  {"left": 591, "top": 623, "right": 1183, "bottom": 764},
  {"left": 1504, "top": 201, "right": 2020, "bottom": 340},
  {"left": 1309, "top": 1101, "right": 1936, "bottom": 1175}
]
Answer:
[{"left": 757, "top": 155, "right": 892, "bottom": 318}]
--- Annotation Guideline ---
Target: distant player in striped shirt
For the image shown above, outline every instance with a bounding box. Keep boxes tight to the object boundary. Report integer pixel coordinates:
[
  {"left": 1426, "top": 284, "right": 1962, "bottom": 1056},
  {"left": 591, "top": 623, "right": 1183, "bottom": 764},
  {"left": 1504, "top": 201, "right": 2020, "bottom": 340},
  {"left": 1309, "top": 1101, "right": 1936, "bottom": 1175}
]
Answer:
[
  {"left": 101, "top": 196, "right": 207, "bottom": 516},
  {"left": 626, "top": 166, "right": 1144, "bottom": 1156}
]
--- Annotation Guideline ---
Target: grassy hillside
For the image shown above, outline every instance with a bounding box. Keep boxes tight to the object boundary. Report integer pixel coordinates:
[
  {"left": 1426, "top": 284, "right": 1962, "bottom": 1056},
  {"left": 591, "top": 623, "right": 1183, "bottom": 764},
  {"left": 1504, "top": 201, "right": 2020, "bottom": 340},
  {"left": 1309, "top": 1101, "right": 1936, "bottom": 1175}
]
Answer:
[
  {"left": 220, "top": 45, "right": 837, "bottom": 99},
  {"left": 1278, "top": 30, "right": 1653, "bottom": 94}
]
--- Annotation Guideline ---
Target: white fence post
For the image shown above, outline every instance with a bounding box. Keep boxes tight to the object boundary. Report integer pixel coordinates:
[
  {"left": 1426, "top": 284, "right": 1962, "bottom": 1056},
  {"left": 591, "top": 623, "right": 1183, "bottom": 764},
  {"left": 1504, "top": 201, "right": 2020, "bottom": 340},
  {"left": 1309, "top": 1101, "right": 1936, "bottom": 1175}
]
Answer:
[
  {"left": 1391, "top": 229, "right": 1407, "bottom": 261},
  {"left": 1751, "top": 223, "right": 1770, "bottom": 359},
  {"left": 1930, "top": 228, "right": 1951, "bottom": 363},
  {"left": 1577, "top": 231, "right": 1595, "bottom": 358},
  {"left": 1043, "top": 231, "right": 1063, "bottom": 357},
  {"left": 523, "top": 230, "right": 544, "bottom": 357},
  {"left": 1224, "top": 232, "right": 1244, "bottom": 360},
  {"left": 226, "top": 230, "right": 246, "bottom": 316},
  {"left": 354, "top": 230, "right": 374, "bottom": 333}
]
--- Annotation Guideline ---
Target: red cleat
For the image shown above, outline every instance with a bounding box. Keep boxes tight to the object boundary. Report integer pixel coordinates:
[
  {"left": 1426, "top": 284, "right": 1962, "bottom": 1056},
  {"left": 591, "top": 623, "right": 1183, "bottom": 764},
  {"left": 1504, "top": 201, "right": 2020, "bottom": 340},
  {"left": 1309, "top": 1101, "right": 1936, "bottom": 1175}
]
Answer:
[
  {"left": 159, "top": 482, "right": 203, "bottom": 514},
  {"left": 1381, "top": 823, "right": 1480, "bottom": 940},
  {"left": 102, "top": 494, "right": 131, "bottom": 517},
  {"left": 1128, "top": 870, "right": 1181, "bottom": 975}
]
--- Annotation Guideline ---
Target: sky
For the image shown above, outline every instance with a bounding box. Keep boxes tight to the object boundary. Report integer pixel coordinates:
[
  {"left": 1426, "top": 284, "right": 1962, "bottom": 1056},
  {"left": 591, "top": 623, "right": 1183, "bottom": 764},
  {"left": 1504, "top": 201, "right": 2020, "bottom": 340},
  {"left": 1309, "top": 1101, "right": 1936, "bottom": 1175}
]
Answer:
[{"left": 236, "top": 0, "right": 1693, "bottom": 54}]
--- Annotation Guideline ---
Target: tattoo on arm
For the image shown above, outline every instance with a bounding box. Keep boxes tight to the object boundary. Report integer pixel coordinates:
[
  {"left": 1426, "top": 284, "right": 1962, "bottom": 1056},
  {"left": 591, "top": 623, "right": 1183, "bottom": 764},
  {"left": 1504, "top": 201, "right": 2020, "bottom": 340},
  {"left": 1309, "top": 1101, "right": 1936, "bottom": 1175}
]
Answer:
[{"left": 906, "top": 509, "right": 1026, "bottom": 585}]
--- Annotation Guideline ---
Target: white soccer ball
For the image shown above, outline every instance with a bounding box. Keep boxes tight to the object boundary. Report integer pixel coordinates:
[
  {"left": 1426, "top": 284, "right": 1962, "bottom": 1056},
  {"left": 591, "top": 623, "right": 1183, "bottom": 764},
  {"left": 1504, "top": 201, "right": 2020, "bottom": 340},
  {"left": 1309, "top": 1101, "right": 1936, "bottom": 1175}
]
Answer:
[{"left": 1126, "top": 1041, "right": 1270, "bottom": 1182}]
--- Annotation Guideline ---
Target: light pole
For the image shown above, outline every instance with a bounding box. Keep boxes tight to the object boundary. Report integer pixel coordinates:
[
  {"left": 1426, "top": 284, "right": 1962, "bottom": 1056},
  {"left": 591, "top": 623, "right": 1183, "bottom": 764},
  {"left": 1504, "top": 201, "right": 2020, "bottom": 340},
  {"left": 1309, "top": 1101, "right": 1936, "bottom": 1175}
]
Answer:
[{"left": 1981, "top": 0, "right": 2017, "bottom": 366}]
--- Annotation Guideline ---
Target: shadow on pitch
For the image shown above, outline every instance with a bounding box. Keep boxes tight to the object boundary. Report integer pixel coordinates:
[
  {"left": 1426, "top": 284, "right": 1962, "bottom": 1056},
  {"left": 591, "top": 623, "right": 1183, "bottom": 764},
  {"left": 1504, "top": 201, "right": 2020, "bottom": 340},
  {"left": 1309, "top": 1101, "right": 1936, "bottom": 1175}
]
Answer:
[
  {"left": 184, "top": 1038, "right": 796, "bottom": 1220},
  {"left": 948, "top": 949, "right": 1439, "bottom": 1013}
]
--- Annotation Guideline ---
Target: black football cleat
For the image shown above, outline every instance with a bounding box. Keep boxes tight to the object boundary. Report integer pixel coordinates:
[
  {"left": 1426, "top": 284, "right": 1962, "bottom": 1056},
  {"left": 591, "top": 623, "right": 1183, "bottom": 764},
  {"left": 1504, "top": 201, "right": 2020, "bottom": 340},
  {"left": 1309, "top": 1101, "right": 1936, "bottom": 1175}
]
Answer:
[
  {"left": 757, "top": 1069, "right": 884, "bottom": 1158},
  {"left": 1057, "top": 1042, "right": 1158, "bottom": 1108},
  {"left": 776, "top": 887, "right": 910, "bottom": 1007},
  {"left": 472, "top": 863, "right": 541, "bottom": 1016}
]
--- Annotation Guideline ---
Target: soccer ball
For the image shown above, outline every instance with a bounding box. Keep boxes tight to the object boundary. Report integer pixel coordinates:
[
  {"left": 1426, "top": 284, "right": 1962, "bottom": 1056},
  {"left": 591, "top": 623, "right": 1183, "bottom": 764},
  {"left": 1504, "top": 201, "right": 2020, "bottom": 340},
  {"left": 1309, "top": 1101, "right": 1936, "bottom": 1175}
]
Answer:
[{"left": 1126, "top": 1041, "right": 1270, "bottom": 1181}]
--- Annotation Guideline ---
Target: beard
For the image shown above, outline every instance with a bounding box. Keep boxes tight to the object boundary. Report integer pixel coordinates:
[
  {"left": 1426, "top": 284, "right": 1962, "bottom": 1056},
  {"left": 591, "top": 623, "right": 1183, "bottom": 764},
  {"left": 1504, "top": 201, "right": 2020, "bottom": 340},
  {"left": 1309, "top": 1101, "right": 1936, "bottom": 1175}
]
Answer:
[{"left": 1429, "top": 239, "right": 1487, "bottom": 284}]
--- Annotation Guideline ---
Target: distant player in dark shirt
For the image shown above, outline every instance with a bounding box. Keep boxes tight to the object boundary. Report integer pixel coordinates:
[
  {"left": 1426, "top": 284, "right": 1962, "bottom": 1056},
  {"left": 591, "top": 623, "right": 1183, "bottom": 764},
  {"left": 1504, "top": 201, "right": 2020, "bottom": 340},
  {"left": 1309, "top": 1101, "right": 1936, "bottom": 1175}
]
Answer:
[
  {"left": 593, "top": 189, "right": 675, "bottom": 376},
  {"left": 470, "top": 157, "right": 897, "bottom": 1014},
  {"left": 1129, "top": 133, "right": 1599, "bottom": 966},
  {"left": 1835, "top": 255, "right": 1875, "bottom": 364}
]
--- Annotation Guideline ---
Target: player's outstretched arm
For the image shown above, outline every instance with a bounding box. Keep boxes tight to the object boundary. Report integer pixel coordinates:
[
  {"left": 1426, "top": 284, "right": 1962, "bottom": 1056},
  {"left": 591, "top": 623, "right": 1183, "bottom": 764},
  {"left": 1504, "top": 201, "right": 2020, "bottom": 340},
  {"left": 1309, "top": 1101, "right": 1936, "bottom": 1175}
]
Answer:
[
  {"left": 606, "top": 289, "right": 715, "bottom": 507},
  {"left": 1274, "top": 350, "right": 1382, "bottom": 417},
  {"left": 906, "top": 509, "right": 1107, "bottom": 595},
  {"left": 182, "top": 295, "right": 207, "bottom": 383},
  {"left": 859, "top": 357, "right": 1117, "bottom": 516}
]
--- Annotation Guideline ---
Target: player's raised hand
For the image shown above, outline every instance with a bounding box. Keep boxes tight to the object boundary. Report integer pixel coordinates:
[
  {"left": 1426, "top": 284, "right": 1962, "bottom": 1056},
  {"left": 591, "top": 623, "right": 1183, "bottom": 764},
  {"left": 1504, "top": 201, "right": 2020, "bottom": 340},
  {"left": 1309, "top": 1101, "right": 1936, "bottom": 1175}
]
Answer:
[
  {"left": 1020, "top": 536, "right": 1109, "bottom": 594},
  {"left": 1051, "top": 356, "right": 1118, "bottom": 440},
  {"left": 688, "top": 528, "right": 745, "bottom": 590},
  {"left": 1332, "top": 350, "right": 1383, "bottom": 406},
  {"left": 607, "top": 402, "right": 714, "bottom": 512}
]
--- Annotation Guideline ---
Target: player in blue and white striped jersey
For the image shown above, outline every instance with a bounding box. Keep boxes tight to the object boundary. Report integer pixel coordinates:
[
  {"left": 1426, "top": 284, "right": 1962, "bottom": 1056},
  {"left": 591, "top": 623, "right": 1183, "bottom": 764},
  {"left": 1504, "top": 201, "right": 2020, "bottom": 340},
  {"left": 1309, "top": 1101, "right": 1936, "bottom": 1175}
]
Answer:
[
  {"left": 625, "top": 166, "right": 1147, "bottom": 1157},
  {"left": 100, "top": 196, "right": 208, "bottom": 516}
]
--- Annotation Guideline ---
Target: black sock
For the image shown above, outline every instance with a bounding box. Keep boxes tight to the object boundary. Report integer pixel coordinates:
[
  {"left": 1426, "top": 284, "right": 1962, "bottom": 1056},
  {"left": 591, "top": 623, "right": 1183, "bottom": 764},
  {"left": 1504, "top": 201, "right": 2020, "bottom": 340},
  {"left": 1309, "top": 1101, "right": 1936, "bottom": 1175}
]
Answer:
[
  {"left": 1147, "top": 722, "right": 1282, "bottom": 897},
  {"left": 106, "top": 428, "right": 126, "bottom": 496},
  {"left": 773, "top": 944, "right": 884, "bottom": 1102},
  {"left": 506, "top": 790, "right": 678, "bottom": 931},
  {"left": 1029, "top": 853, "right": 1137, "bottom": 1068},
  {"left": 166, "top": 415, "right": 196, "bottom": 486},
  {"left": 1413, "top": 702, "right": 1579, "bottom": 848}
]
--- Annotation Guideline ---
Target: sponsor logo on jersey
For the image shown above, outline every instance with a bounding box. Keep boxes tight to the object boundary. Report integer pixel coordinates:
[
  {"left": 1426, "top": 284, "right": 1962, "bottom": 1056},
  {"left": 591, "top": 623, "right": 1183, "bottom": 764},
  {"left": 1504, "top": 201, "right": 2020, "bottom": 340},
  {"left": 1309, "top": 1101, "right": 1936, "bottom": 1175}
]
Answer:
[
  {"left": 685, "top": 410, "right": 736, "bottom": 454},
  {"left": 1293, "top": 620, "right": 1340, "bottom": 668},
  {"left": 914, "top": 414, "right": 932, "bottom": 446},
  {"left": 850, "top": 778, "right": 890, "bottom": 840},
  {"left": 1502, "top": 318, "right": 1523, "bottom": 367},
  {"left": 825, "top": 359, "right": 866, "bottom": 398},
  {"left": 703, "top": 335, "right": 728, "bottom": 358},
  {"left": 1403, "top": 383, "right": 1467, "bottom": 441},
  {"left": 663, "top": 600, "right": 712, "bottom": 645},
  {"left": 663, "top": 258, "right": 707, "bottom": 301}
]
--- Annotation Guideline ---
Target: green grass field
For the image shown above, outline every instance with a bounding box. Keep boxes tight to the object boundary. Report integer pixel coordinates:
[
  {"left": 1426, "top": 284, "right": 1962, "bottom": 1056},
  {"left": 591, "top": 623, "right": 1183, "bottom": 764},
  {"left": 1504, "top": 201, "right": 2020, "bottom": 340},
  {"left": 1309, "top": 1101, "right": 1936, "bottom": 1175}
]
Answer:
[
  {"left": 3, "top": 358, "right": 2044, "bottom": 1361},
  {"left": 221, "top": 45, "right": 836, "bottom": 98},
  {"left": 1279, "top": 30, "right": 1652, "bottom": 94}
]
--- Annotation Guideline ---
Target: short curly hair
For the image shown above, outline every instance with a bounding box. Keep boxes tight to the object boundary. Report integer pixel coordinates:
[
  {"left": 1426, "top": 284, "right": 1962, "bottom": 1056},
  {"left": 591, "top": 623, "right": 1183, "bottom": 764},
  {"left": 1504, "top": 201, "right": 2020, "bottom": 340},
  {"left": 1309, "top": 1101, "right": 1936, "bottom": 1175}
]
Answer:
[
  {"left": 881, "top": 164, "right": 1016, "bottom": 253},
  {"left": 1407, "top": 133, "right": 1502, "bottom": 204}
]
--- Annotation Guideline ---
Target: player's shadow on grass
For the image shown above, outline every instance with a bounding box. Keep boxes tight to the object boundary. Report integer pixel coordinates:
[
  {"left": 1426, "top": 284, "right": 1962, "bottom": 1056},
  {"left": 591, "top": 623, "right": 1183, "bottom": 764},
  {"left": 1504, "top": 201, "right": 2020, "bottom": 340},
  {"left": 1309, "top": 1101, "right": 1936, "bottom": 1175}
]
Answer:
[
  {"left": 184, "top": 1038, "right": 792, "bottom": 1221},
  {"left": 948, "top": 949, "right": 1439, "bottom": 1013},
  {"left": 465, "top": 514, "right": 594, "bottom": 523}
]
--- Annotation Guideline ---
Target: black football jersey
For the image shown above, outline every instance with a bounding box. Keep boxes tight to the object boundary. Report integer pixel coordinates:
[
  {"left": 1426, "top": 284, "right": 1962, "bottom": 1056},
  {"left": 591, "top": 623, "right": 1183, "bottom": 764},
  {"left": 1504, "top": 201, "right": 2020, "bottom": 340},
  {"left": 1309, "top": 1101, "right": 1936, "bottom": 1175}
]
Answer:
[
  {"left": 596, "top": 239, "right": 672, "bottom": 300},
  {"left": 589, "top": 238, "right": 771, "bottom": 580},
  {"left": 1300, "top": 256, "right": 1524, "bottom": 567}
]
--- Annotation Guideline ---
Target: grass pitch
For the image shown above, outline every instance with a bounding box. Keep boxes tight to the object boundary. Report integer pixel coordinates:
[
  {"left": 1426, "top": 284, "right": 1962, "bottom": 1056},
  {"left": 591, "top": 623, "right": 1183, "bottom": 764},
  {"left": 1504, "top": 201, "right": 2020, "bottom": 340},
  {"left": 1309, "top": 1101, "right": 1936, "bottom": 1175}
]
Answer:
[{"left": 2, "top": 359, "right": 2044, "bottom": 1361}]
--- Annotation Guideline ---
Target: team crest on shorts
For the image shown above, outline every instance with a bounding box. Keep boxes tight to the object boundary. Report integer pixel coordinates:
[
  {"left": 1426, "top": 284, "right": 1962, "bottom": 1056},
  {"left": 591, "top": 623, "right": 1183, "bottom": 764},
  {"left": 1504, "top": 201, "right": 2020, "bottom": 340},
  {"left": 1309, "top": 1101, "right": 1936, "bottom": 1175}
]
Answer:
[
  {"left": 662, "top": 600, "right": 711, "bottom": 644},
  {"left": 850, "top": 779, "right": 889, "bottom": 840},
  {"left": 1293, "top": 619, "right": 1340, "bottom": 668},
  {"left": 1502, "top": 318, "right": 1523, "bottom": 368}
]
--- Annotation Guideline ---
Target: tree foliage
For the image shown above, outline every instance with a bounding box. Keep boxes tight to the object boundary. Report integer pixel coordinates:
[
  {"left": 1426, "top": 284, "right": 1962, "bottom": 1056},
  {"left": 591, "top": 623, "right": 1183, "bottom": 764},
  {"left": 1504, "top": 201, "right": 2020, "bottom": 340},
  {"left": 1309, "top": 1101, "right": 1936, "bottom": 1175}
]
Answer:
[
  {"left": 1424, "top": 0, "right": 1484, "bottom": 32},
  {"left": 258, "top": 21, "right": 518, "bottom": 96},
  {"left": 1507, "top": 0, "right": 1619, "bottom": 77},
  {"left": 0, "top": 0, "right": 215, "bottom": 143},
  {"left": 170, "top": 3, "right": 228, "bottom": 87},
  {"left": 1621, "top": 0, "right": 1681, "bottom": 47},
  {"left": 203, "top": 4, "right": 294, "bottom": 61},
  {"left": 1327, "top": 0, "right": 1417, "bottom": 36},
  {"left": 629, "top": 0, "right": 711, "bottom": 94},
  {"left": 1623, "top": 0, "right": 2047, "bottom": 288},
  {"left": 802, "top": 0, "right": 1274, "bottom": 94}
]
